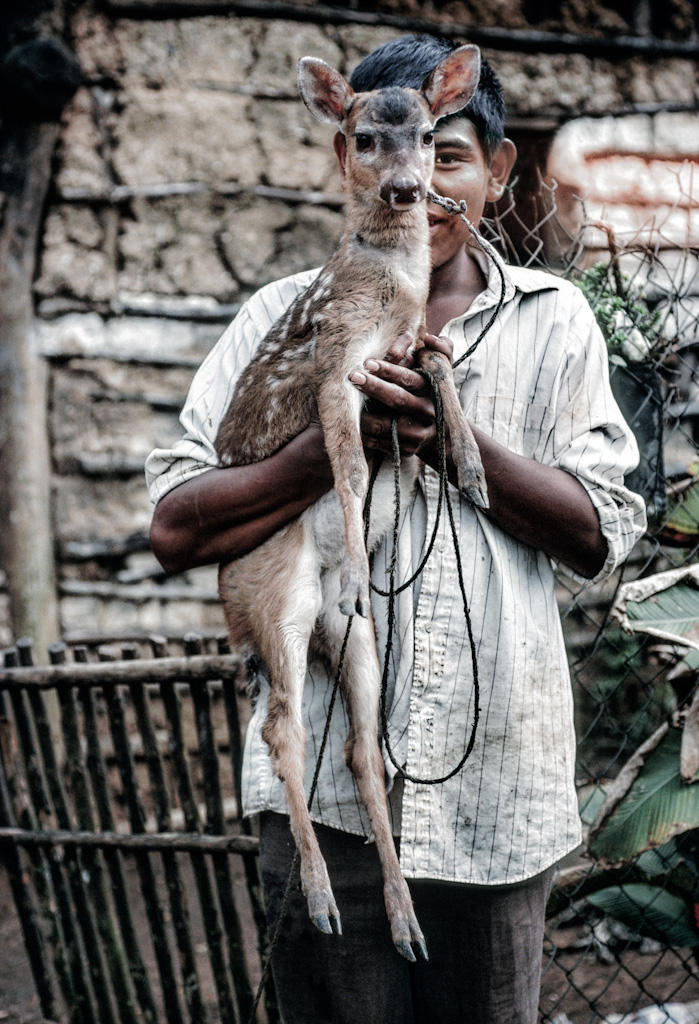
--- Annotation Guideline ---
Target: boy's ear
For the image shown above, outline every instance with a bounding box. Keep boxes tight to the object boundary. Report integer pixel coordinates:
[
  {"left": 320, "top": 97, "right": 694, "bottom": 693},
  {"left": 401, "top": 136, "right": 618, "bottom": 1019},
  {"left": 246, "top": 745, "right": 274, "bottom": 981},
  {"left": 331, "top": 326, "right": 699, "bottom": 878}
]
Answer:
[
  {"left": 421, "top": 44, "right": 481, "bottom": 121},
  {"left": 487, "top": 138, "right": 517, "bottom": 201},
  {"left": 298, "top": 57, "right": 354, "bottom": 127}
]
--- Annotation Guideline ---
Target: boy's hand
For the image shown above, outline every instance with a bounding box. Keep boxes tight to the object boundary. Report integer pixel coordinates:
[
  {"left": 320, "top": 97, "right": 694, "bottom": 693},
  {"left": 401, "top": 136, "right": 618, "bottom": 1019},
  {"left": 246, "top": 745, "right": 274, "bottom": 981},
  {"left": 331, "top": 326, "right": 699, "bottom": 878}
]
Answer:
[{"left": 349, "top": 332, "right": 455, "bottom": 460}]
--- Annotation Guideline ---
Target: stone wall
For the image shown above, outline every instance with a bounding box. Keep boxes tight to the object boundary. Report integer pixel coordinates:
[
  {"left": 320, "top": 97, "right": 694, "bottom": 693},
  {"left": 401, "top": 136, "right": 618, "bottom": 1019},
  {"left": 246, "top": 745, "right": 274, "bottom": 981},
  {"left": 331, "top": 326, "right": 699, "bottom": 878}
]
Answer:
[{"left": 10, "top": 2, "right": 699, "bottom": 644}]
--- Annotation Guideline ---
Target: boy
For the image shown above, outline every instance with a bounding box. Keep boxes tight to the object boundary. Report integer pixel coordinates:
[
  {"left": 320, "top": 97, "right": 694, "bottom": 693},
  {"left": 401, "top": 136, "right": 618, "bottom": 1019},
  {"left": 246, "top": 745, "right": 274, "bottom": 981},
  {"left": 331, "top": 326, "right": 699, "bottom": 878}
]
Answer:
[{"left": 147, "top": 34, "right": 645, "bottom": 1024}]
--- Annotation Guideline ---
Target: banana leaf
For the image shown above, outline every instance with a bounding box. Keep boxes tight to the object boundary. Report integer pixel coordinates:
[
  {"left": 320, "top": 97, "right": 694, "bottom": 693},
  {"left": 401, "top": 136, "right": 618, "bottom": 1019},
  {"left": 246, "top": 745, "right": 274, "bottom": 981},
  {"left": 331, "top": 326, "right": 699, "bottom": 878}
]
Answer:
[
  {"left": 589, "top": 727, "right": 699, "bottom": 864},
  {"left": 661, "top": 461, "right": 699, "bottom": 540},
  {"left": 611, "top": 565, "right": 699, "bottom": 649},
  {"left": 682, "top": 688, "right": 699, "bottom": 784},
  {"left": 586, "top": 884, "right": 699, "bottom": 947}
]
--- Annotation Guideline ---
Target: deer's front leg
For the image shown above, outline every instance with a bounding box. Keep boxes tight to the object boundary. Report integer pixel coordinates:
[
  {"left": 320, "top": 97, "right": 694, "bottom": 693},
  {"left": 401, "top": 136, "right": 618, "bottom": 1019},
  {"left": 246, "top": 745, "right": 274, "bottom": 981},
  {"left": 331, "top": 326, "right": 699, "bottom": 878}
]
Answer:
[
  {"left": 316, "top": 386, "right": 371, "bottom": 617},
  {"left": 418, "top": 348, "right": 489, "bottom": 510}
]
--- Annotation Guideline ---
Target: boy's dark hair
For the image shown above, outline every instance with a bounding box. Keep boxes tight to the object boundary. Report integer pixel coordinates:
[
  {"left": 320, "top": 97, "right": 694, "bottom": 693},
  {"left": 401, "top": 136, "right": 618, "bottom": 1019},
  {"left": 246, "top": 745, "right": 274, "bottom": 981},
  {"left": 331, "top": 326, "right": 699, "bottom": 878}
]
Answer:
[{"left": 349, "top": 34, "right": 505, "bottom": 159}]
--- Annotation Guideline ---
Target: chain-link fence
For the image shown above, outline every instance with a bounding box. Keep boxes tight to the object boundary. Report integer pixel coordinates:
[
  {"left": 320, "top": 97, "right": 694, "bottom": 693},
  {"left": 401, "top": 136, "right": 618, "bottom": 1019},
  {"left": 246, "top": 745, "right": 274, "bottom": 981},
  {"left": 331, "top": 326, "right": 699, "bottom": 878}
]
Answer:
[{"left": 484, "top": 177, "right": 699, "bottom": 1023}]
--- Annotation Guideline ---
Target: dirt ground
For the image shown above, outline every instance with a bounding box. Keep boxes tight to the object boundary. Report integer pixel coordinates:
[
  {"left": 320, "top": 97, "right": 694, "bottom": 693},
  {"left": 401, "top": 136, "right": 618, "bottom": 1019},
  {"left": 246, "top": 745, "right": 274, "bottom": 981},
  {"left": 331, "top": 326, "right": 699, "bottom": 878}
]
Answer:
[{"left": 2, "top": 859, "right": 698, "bottom": 1024}]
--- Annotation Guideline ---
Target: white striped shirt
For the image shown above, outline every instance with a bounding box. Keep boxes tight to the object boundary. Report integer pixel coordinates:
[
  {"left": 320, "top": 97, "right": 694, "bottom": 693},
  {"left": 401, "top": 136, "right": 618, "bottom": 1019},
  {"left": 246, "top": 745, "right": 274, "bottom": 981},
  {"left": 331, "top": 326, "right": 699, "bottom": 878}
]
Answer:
[{"left": 146, "top": 247, "right": 646, "bottom": 885}]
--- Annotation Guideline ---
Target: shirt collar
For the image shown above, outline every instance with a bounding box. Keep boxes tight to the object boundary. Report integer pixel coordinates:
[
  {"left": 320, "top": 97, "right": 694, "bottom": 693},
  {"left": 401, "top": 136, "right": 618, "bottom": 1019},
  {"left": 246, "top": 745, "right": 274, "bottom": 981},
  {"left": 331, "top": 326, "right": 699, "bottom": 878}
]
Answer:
[
  {"left": 457, "top": 228, "right": 562, "bottom": 321},
  {"left": 448, "top": 230, "right": 561, "bottom": 364}
]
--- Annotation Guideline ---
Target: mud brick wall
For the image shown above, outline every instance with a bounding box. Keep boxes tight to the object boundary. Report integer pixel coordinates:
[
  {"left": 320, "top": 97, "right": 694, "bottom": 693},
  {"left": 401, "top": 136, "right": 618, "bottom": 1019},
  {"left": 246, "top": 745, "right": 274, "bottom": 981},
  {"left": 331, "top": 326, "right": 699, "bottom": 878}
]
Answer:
[{"left": 20, "top": 2, "right": 699, "bottom": 643}]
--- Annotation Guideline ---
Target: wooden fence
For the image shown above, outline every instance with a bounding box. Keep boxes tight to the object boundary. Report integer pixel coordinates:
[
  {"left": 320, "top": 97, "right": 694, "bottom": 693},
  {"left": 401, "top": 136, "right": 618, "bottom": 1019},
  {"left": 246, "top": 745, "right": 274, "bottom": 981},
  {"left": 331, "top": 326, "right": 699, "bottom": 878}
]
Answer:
[
  {"left": 2, "top": 630, "right": 698, "bottom": 1023},
  {"left": 0, "top": 633, "right": 277, "bottom": 1024}
]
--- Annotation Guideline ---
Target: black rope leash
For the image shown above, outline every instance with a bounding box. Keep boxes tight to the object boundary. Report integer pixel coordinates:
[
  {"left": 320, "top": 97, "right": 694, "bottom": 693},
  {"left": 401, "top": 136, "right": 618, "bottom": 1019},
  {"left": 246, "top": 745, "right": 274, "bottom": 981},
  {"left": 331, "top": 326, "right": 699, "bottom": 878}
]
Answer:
[
  {"left": 363, "top": 193, "right": 506, "bottom": 785},
  {"left": 366, "top": 377, "right": 481, "bottom": 786},
  {"left": 426, "top": 189, "right": 507, "bottom": 368}
]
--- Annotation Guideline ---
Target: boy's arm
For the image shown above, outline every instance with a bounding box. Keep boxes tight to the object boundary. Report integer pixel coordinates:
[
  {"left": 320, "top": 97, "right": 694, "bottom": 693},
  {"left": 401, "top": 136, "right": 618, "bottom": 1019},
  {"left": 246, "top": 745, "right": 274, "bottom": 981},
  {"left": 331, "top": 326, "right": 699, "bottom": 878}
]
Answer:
[
  {"left": 354, "top": 366, "right": 607, "bottom": 579},
  {"left": 149, "top": 420, "right": 333, "bottom": 574},
  {"left": 348, "top": 333, "right": 613, "bottom": 581}
]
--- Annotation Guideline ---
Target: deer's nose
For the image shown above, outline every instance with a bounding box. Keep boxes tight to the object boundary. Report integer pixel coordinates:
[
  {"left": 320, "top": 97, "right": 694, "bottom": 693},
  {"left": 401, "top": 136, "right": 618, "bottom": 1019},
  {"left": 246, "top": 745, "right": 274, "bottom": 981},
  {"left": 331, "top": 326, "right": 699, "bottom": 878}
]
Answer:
[{"left": 380, "top": 177, "right": 425, "bottom": 208}]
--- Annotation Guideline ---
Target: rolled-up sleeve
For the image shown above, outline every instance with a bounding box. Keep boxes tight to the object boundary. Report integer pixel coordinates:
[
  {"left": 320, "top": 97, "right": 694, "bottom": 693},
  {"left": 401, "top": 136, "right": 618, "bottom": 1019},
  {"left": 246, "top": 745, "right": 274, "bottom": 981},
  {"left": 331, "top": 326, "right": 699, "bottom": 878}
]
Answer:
[{"left": 547, "top": 291, "right": 647, "bottom": 583}]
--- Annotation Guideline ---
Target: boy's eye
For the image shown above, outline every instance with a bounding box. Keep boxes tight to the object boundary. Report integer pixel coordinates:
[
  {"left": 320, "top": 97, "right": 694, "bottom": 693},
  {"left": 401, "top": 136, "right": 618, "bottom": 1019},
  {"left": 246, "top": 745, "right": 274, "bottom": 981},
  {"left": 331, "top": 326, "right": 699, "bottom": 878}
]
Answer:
[
  {"left": 354, "top": 133, "right": 374, "bottom": 152},
  {"left": 422, "top": 131, "right": 434, "bottom": 146}
]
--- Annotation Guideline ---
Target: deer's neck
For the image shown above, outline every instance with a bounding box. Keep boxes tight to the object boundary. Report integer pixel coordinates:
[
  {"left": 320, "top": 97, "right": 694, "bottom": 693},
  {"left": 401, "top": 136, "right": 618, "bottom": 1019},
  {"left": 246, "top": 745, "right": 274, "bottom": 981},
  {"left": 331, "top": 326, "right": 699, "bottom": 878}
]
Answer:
[{"left": 341, "top": 199, "right": 429, "bottom": 265}]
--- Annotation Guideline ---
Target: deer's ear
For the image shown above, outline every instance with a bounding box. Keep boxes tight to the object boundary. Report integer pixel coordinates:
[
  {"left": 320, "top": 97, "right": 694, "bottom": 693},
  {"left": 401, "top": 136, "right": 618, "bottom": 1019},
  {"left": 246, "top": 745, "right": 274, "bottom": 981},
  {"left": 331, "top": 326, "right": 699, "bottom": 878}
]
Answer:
[
  {"left": 298, "top": 58, "right": 354, "bottom": 127},
  {"left": 421, "top": 44, "right": 481, "bottom": 121}
]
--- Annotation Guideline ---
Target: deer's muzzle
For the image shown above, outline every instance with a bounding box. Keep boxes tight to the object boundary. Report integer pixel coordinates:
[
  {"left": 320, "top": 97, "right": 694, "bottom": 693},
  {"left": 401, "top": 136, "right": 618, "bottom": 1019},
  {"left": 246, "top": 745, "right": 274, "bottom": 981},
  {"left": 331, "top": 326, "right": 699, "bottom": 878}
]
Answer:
[{"left": 380, "top": 177, "right": 426, "bottom": 208}]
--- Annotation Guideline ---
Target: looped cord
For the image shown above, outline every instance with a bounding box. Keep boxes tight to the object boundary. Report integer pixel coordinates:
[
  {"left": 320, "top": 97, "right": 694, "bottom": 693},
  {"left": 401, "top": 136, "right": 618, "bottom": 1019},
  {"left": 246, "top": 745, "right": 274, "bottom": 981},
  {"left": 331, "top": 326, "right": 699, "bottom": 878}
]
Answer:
[
  {"left": 365, "top": 376, "right": 480, "bottom": 786},
  {"left": 426, "top": 188, "right": 507, "bottom": 367}
]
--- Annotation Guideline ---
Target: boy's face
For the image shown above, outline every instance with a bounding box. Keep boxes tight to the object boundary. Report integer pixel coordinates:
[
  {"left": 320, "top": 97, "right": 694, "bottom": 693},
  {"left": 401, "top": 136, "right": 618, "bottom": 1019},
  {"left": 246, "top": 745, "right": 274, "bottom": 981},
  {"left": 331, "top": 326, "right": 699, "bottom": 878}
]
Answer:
[{"left": 427, "top": 117, "right": 514, "bottom": 271}]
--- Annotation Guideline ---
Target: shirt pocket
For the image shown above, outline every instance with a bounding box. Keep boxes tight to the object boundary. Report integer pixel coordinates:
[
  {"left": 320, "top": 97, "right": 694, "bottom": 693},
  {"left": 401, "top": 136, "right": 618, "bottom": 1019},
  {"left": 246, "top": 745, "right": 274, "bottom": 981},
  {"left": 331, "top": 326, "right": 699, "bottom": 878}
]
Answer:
[{"left": 466, "top": 394, "right": 555, "bottom": 459}]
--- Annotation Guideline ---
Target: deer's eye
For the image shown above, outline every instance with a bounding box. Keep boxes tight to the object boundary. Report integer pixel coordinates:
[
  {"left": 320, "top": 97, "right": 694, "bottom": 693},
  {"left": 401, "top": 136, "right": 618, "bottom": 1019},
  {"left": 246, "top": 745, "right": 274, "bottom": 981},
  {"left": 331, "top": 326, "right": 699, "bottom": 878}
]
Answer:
[
  {"left": 422, "top": 131, "right": 434, "bottom": 147},
  {"left": 354, "top": 133, "right": 374, "bottom": 152}
]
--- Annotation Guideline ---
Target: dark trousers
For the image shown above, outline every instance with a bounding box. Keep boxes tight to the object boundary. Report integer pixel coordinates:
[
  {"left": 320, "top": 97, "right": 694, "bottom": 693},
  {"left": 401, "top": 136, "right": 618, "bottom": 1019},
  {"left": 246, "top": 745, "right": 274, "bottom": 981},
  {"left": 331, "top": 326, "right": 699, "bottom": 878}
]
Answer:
[{"left": 258, "top": 812, "right": 553, "bottom": 1024}]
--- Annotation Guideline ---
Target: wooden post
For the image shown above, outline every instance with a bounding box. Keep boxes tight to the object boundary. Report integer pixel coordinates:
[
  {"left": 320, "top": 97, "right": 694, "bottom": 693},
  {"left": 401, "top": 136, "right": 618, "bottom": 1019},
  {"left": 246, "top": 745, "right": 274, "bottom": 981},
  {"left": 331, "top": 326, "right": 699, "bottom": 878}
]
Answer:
[
  {"left": 0, "top": 24, "right": 82, "bottom": 659},
  {"left": 0, "top": 120, "right": 60, "bottom": 658}
]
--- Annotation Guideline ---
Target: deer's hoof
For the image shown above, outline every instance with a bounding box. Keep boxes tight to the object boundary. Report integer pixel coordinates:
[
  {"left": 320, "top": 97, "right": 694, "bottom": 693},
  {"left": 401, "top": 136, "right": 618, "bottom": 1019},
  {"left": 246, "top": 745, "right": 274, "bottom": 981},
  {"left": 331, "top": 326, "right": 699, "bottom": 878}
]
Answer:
[
  {"left": 394, "top": 936, "right": 429, "bottom": 962},
  {"left": 461, "top": 478, "right": 489, "bottom": 511},
  {"left": 307, "top": 888, "right": 342, "bottom": 937},
  {"left": 393, "top": 924, "right": 428, "bottom": 963},
  {"left": 338, "top": 568, "right": 370, "bottom": 618},
  {"left": 338, "top": 594, "right": 370, "bottom": 618},
  {"left": 456, "top": 461, "right": 489, "bottom": 510},
  {"left": 385, "top": 878, "right": 428, "bottom": 963}
]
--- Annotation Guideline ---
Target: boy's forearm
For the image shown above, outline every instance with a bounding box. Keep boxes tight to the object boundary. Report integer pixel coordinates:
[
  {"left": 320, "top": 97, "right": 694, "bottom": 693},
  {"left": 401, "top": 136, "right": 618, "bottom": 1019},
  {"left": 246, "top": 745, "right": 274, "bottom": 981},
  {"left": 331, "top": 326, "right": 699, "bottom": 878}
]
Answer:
[
  {"left": 439, "top": 425, "right": 607, "bottom": 579},
  {"left": 150, "top": 425, "right": 333, "bottom": 574},
  {"left": 351, "top": 351, "right": 608, "bottom": 580}
]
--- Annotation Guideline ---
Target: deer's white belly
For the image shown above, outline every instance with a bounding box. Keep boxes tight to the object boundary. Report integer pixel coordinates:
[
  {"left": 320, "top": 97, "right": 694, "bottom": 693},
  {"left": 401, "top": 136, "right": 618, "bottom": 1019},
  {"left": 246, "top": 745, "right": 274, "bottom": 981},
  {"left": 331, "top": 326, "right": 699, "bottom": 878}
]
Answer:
[{"left": 304, "top": 457, "right": 418, "bottom": 570}]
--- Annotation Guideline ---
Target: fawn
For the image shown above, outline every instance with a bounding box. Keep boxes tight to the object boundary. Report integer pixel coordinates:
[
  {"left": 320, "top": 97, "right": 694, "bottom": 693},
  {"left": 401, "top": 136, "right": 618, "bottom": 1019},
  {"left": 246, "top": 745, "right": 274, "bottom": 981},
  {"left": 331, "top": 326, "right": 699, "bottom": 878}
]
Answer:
[{"left": 215, "top": 45, "right": 487, "bottom": 961}]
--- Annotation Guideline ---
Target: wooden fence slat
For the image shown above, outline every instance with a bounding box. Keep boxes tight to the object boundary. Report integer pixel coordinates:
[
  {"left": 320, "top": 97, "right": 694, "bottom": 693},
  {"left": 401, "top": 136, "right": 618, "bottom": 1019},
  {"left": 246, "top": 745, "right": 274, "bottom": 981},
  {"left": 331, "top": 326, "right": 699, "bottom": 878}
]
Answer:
[
  {"left": 0, "top": 654, "right": 240, "bottom": 690},
  {"left": 122, "top": 643, "right": 208, "bottom": 1024},
  {"left": 73, "top": 644, "right": 160, "bottom": 1024},
  {"left": 158, "top": 671, "right": 239, "bottom": 1023},
  {"left": 17, "top": 640, "right": 120, "bottom": 1024},
  {"left": 0, "top": 691, "right": 77, "bottom": 1019},
  {"left": 0, "top": 826, "right": 259, "bottom": 854},
  {"left": 186, "top": 634, "right": 254, "bottom": 1023},
  {"left": 48, "top": 644, "right": 143, "bottom": 1024},
  {"left": 0, "top": 691, "right": 60, "bottom": 1020},
  {"left": 100, "top": 649, "right": 186, "bottom": 1024},
  {"left": 219, "top": 652, "right": 278, "bottom": 1024},
  {"left": 3, "top": 648, "right": 97, "bottom": 1024}
]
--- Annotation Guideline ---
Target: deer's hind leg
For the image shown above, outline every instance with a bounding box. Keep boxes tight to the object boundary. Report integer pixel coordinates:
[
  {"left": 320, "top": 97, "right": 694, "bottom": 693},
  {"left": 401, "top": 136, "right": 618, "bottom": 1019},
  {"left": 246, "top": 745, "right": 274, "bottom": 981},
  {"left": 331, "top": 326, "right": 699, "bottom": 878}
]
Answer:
[
  {"left": 418, "top": 347, "right": 489, "bottom": 510},
  {"left": 320, "top": 590, "right": 427, "bottom": 962},
  {"left": 245, "top": 523, "right": 342, "bottom": 936}
]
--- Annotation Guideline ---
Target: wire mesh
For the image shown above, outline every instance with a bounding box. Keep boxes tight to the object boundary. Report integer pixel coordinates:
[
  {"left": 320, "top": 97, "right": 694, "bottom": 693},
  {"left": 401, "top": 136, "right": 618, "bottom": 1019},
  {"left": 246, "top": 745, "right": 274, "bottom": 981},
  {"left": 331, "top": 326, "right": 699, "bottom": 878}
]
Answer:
[{"left": 483, "top": 170, "right": 699, "bottom": 1023}]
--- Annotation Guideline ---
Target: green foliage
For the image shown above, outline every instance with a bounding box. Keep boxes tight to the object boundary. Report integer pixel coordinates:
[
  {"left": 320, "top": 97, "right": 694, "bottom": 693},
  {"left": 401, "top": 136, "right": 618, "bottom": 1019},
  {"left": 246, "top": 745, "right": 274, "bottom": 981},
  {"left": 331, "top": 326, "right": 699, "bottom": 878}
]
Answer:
[
  {"left": 586, "top": 884, "right": 699, "bottom": 947},
  {"left": 623, "top": 581, "right": 699, "bottom": 649},
  {"left": 577, "top": 627, "right": 675, "bottom": 749},
  {"left": 574, "top": 261, "right": 662, "bottom": 365},
  {"left": 663, "top": 462, "right": 699, "bottom": 539},
  {"left": 589, "top": 728, "right": 698, "bottom": 864}
]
